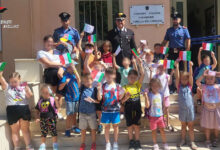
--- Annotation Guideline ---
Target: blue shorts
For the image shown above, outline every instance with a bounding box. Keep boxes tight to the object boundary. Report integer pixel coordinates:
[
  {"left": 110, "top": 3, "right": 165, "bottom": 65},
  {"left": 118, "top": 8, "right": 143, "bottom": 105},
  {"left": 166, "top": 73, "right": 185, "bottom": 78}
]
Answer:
[
  {"left": 66, "top": 101, "right": 79, "bottom": 115},
  {"left": 101, "top": 112, "right": 120, "bottom": 124}
]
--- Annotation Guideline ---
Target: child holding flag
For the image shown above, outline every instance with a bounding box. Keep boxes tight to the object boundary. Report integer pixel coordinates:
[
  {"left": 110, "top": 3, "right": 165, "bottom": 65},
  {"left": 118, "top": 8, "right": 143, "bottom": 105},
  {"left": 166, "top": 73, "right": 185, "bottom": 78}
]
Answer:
[
  {"left": 121, "top": 57, "right": 144, "bottom": 150},
  {"left": 58, "top": 63, "right": 81, "bottom": 136},
  {"left": 175, "top": 61, "right": 198, "bottom": 149},
  {"left": 0, "top": 71, "right": 33, "bottom": 150},
  {"left": 98, "top": 67, "right": 125, "bottom": 150}
]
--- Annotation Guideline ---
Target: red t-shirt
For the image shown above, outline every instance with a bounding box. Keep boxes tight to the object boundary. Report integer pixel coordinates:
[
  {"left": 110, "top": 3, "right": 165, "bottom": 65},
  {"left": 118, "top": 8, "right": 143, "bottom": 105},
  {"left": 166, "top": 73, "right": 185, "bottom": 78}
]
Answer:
[{"left": 101, "top": 52, "right": 113, "bottom": 67}]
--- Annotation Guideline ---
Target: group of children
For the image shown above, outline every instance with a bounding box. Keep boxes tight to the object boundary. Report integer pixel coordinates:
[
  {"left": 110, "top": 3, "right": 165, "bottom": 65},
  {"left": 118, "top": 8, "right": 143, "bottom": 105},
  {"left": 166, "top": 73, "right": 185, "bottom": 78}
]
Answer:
[{"left": 1, "top": 32, "right": 220, "bottom": 150}]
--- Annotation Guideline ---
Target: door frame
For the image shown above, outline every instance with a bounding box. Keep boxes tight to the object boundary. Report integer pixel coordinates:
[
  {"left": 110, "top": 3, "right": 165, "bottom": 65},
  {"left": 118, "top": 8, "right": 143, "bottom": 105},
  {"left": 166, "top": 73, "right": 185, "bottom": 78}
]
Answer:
[{"left": 171, "top": 0, "right": 188, "bottom": 26}]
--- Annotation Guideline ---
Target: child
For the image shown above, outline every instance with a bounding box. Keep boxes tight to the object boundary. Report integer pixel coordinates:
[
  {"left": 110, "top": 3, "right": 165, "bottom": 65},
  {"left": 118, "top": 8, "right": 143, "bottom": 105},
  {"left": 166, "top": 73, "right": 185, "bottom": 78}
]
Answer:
[
  {"left": 144, "top": 78, "right": 170, "bottom": 150},
  {"left": 153, "top": 62, "right": 173, "bottom": 131},
  {"left": 142, "top": 49, "right": 157, "bottom": 91},
  {"left": 97, "top": 67, "right": 125, "bottom": 150},
  {"left": 175, "top": 61, "right": 197, "bottom": 149},
  {"left": 35, "top": 85, "right": 58, "bottom": 150},
  {"left": 84, "top": 53, "right": 107, "bottom": 134},
  {"left": 112, "top": 55, "right": 137, "bottom": 86},
  {"left": 79, "top": 73, "right": 101, "bottom": 150},
  {"left": 137, "top": 40, "right": 148, "bottom": 60},
  {"left": 100, "top": 40, "right": 113, "bottom": 67},
  {"left": 0, "top": 72, "right": 33, "bottom": 150},
  {"left": 196, "top": 70, "right": 220, "bottom": 148},
  {"left": 121, "top": 57, "right": 144, "bottom": 150},
  {"left": 59, "top": 64, "right": 81, "bottom": 136},
  {"left": 153, "top": 43, "right": 165, "bottom": 63}
]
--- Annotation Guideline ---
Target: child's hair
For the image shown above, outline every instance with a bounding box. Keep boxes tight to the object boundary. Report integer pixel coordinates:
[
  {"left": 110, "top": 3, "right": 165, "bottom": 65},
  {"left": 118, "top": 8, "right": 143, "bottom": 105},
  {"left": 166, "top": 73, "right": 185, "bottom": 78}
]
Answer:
[
  {"left": 201, "top": 54, "right": 210, "bottom": 61},
  {"left": 101, "top": 40, "right": 112, "bottom": 53},
  {"left": 40, "top": 84, "right": 49, "bottom": 92},
  {"left": 85, "top": 43, "right": 94, "bottom": 49},
  {"left": 154, "top": 43, "right": 161, "bottom": 48},
  {"left": 180, "top": 71, "right": 190, "bottom": 78},
  {"left": 123, "top": 57, "right": 131, "bottom": 61},
  {"left": 9, "top": 72, "right": 21, "bottom": 79},
  {"left": 43, "top": 35, "right": 54, "bottom": 42},
  {"left": 149, "top": 78, "right": 162, "bottom": 91},
  {"left": 128, "top": 69, "right": 138, "bottom": 76},
  {"left": 82, "top": 73, "right": 93, "bottom": 79},
  {"left": 105, "top": 67, "right": 116, "bottom": 75}
]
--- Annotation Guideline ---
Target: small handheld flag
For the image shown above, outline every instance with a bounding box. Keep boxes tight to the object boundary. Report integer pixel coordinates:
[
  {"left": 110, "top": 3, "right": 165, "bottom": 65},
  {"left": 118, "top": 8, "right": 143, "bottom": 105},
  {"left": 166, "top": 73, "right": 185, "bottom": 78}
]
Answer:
[
  {"left": 158, "top": 60, "right": 174, "bottom": 69},
  {"left": 59, "top": 53, "right": 72, "bottom": 65},
  {"left": 179, "top": 51, "right": 191, "bottom": 61},
  {"left": 207, "top": 70, "right": 216, "bottom": 76},
  {"left": 160, "top": 47, "right": 169, "bottom": 55},
  {"left": 114, "top": 45, "right": 121, "bottom": 56},
  {"left": 0, "top": 62, "right": 6, "bottom": 71},
  {"left": 202, "top": 43, "right": 213, "bottom": 51},
  {"left": 88, "top": 34, "right": 97, "bottom": 43},
  {"left": 91, "top": 70, "right": 104, "bottom": 83},
  {"left": 84, "top": 24, "right": 94, "bottom": 34},
  {"left": 0, "top": 7, "right": 7, "bottom": 13},
  {"left": 132, "top": 48, "right": 139, "bottom": 57},
  {"left": 60, "top": 34, "right": 72, "bottom": 42},
  {"left": 140, "top": 40, "right": 147, "bottom": 45}
]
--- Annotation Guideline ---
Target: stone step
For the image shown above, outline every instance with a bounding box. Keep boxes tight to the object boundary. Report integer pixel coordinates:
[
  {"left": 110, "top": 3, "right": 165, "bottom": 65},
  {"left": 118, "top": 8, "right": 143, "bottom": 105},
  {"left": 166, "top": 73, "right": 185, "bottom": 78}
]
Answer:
[{"left": 24, "top": 127, "right": 207, "bottom": 148}]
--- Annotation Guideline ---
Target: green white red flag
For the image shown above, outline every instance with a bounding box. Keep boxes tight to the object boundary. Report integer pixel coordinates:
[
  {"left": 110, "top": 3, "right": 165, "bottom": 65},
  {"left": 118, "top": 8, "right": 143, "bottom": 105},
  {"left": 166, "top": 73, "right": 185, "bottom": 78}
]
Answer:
[
  {"left": 59, "top": 53, "right": 72, "bottom": 65},
  {"left": 132, "top": 48, "right": 139, "bottom": 57},
  {"left": 88, "top": 34, "right": 97, "bottom": 43},
  {"left": 0, "top": 62, "right": 6, "bottom": 71},
  {"left": 202, "top": 43, "right": 213, "bottom": 51},
  {"left": 160, "top": 47, "right": 169, "bottom": 55},
  {"left": 91, "top": 70, "right": 104, "bottom": 83},
  {"left": 179, "top": 51, "right": 191, "bottom": 61}
]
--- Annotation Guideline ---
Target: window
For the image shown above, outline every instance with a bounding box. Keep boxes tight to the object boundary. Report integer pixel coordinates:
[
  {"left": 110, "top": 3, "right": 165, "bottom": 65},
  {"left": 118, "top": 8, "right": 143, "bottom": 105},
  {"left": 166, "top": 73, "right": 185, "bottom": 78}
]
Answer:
[{"left": 75, "top": 0, "right": 121, "bottom": 41}]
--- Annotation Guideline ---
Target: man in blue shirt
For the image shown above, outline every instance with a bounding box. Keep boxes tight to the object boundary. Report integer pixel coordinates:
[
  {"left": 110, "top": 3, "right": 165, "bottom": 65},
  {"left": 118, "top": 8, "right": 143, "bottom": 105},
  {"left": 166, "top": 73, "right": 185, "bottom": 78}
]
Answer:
[
  {"left": 53, "top": 12, "right": 80, "bottom": 54},
  {"left": 161, "top": 13, "right": 191, "bottom": 61}
]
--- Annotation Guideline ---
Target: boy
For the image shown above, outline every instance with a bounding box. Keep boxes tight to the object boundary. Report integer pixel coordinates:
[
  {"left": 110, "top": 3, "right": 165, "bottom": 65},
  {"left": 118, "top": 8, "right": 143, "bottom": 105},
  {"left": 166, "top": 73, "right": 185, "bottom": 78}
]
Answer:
[
  {"left": 79, "top": 73, "right": 101, "bottom": 150},
  {"left": 153, "top": 43, "right": 165, "bottom": 63},
  {"left": 122, "top": 58, "right": 144, "bottom": 150},
  {"left": 59, "top": 64, "right": 81, "bottom": 136},
  {"left": 97, "top": 67, "right": 125, "bottom": 150}
]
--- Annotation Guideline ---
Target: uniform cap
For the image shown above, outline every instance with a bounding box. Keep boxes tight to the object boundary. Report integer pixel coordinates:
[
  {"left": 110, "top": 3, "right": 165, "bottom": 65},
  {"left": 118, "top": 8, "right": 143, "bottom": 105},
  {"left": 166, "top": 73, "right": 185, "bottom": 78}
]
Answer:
[
  {"left": 59, "top": 12, "right": 71, "bottom": 22},
  {"left": 115, "top": 13, "right": 126, "bottom": 20}
]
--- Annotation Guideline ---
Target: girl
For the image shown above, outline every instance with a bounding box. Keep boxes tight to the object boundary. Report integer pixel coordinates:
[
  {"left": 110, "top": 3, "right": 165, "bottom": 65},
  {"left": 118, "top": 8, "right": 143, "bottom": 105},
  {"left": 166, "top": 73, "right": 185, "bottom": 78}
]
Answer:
[
  {"left": 153, "top": 62, "right": 173, "bottom": 131},
  {"left": 144, "top": 78, "right": 169, "bottom": 150},
  {"left": 0, "top": 71, "right": 33, "bottom": 150},
  {"left": 36, "top": 85, "right": 58, "bottom": 150},
  {"left": 175, "top": 61, "right": 197, "bottom": 149},
  {"left": 196, "top": 70, "right": 220, "bottom": 148},
  {"left": 100, "top": 40, "right": 113, "bottom": 67}
]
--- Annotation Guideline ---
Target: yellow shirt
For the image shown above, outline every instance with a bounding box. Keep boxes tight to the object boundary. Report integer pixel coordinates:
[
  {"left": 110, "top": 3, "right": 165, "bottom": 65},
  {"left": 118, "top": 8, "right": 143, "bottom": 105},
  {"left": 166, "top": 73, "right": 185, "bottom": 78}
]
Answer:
[{"left": 124, "top": 81, "right": 141, "bottom": 102}]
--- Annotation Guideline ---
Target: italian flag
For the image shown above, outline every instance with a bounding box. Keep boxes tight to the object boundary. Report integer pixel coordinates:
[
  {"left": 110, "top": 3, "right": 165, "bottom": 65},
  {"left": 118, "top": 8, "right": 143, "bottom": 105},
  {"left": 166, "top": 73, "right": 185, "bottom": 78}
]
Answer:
[
  {"left": 91, "top": 70, "right": 104, "bottom": 83},
  {"left": 59, "top": 53, "right": 72, "bottom": 65},
  {"left": 0, "top": 62, "right": 6, "bottom": 71},
  {"left": 160, "top": 47, "right": 169, "bottom": 54},
  {"left": 179, "top": 51, "right": 191, "bottom": 61},
  {"left": 163, "top": 60, "right": 174, "bottom": 69},
  {"left": 202, "top": 43, "right": 213, "bottom": 51},
  {"left": 132, "top": 48, "right": 139, "bottom": 57},
  {"left": 88, "top": 34, "right": 97, "bottom": 43}
]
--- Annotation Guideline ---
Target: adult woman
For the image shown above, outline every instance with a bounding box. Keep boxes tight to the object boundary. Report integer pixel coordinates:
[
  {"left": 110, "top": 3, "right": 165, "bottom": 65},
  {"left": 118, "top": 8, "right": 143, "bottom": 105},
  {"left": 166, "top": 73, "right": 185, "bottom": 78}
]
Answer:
[{"left": 37, "top": 35, "right": 64, "bottom": 119}]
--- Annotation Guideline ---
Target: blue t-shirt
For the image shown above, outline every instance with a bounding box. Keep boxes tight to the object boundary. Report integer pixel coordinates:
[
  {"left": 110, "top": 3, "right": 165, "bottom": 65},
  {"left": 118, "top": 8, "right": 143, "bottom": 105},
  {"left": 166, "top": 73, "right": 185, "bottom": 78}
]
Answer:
[
  {"left": 164, "top": 26, "right": 190, "bottom": 48},
  {"left": 79, "top": 86, "right": 97, "bottom": 114},
  {"left": 53, "top": 26, "right": 80, "bottom": 46},
  {"left": 60, "top": 72, "right": 79, "bottom": 102}
]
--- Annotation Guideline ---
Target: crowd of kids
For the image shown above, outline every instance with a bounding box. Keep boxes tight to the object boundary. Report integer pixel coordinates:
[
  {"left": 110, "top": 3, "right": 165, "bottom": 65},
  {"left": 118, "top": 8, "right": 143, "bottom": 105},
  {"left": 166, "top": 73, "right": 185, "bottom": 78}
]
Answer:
[{"left": 1, "top": 29, "right": 220, "bottom": 150}]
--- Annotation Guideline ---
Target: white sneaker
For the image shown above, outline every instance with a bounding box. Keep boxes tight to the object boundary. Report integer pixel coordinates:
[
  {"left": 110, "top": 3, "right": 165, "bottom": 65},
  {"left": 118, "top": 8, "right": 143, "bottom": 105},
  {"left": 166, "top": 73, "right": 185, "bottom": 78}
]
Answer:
[
  {"left": 120, "top": 114, "right": 124, "bottom": 120},
  {"left": 164, "top": 143, "right": 170, "bottom": 150},
  {"left": 39, "top": 143, "right": 46, "bottom": 150},
  {"left": 106, "top": 142, "right": 111, "bottom": 150},
  {"left": 113, "top": 142, "right": 119, "bottom": 150},
  {"left": 153, "top": 144, "right": 159, "bottom": 150},
  {"left": 57, "top": 113, "right": 64, "bottom": 120}
]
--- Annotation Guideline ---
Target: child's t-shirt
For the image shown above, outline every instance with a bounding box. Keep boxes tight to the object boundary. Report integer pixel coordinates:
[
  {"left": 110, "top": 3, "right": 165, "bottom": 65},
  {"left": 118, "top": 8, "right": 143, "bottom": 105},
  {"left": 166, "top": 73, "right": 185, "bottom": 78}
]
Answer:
[
  {"left": 79, "top": 86, "right": 97, "bottom": 114},
  {"left": 143, "top": 61, "right": 156, "bottom": 84},
  {"left": 101, "top": 52, "right": 113, "bottom": 67},
  {"left": 118, "top": 67, "right": 132, "bottom": 86},
  {"left": 153, "top": 73, "right": 170, "bottom": 98},
  {"left": 148, "top": 92, "right": 163, "bottom": 117},
  {"left": 60, "top": 72, "right": 80, "bottom": 102},
  {"left": 101, "top": 83, "right": 124, "bottom": 112},
  {"left": 4, "top": 85, "right": 28, "bottom": 106},
  {"left": 123, "top": 81, "right": 141, "bottom": 102},
  {"left": 35, "top": 97, "right": 57, "bottom": 119},
  {"left": 202, "top": 84, "right": 220, "bottom": 103}
]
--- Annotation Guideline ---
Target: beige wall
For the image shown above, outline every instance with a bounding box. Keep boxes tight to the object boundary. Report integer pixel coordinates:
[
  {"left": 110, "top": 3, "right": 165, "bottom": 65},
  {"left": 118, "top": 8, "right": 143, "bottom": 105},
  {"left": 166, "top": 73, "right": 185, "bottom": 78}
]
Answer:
[{"left": 123, "top": 0, "right": 171, "bottom": 50}]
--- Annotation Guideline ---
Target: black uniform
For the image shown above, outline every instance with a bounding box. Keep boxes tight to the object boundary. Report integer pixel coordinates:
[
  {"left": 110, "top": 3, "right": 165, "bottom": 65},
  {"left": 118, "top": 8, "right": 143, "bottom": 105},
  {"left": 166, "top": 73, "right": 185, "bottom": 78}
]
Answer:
[{"left": 107, "top": 27, "right": 136, "bottom": 67}]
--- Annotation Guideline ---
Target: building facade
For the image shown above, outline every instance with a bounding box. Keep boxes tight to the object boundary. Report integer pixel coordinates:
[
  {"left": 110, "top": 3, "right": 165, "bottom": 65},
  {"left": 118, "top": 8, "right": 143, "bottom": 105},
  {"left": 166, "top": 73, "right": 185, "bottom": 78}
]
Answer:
[{"left": 1, "top": 0, "right": 220, "bottom": 78}]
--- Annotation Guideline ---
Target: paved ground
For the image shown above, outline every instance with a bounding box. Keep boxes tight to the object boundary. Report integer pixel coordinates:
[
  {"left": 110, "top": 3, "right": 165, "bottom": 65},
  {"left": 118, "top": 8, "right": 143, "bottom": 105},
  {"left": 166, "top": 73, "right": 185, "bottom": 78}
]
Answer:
[{"left": 42, "top": 142, "right": 219, "bottom": 150}]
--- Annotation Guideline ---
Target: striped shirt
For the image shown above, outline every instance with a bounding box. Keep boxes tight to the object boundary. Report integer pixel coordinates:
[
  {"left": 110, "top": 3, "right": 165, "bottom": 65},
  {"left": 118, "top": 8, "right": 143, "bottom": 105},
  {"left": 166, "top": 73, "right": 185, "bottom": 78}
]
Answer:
[{"left": 60, "top": 72, "right": 79, "bottom": 102}]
